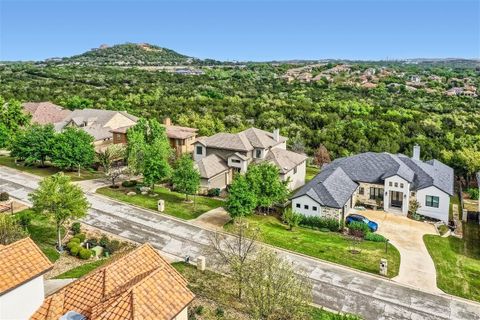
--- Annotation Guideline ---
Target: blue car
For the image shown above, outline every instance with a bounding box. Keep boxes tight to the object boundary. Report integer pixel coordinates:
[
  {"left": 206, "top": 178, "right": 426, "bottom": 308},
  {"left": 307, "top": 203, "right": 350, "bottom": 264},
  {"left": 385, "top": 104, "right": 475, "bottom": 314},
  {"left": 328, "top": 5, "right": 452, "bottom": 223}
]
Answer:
[{"left": 345, "top": 214, "right": 378, "bottom": 232}]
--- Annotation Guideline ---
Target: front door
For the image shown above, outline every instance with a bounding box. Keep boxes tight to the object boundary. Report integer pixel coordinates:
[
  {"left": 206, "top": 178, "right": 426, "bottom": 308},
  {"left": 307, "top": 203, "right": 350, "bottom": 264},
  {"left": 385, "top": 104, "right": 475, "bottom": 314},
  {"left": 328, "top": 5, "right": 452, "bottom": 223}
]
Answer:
[{"left": 390, "top": 191, "right": 403, "bottom": 208}]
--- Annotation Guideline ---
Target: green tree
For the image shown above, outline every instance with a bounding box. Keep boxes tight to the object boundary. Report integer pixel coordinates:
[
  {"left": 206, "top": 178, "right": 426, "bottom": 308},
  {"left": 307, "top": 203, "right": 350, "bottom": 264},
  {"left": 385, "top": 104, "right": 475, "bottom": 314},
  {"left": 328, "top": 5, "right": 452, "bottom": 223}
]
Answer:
[
  {"left": 29, "top": 173, "right": 89, "bottom": 250},
  {"left": 225, "top": 175, "right": 257, "bottom": 218},
  {"left": 10, "top": 124, "right": 56, "bottom": 166},
  {"left": 143, "top": 139, "right": 172, "bottom": 189},
  {"left": 0, "top": 98, "right": 31, "bottom": 148},
  {"left": 282, "top": 208, "right": 302, "bottom": 231},
  {"left": 246, "top": 162, "right": 289, "bottom": 213},
  {"left": 171, "top": 155, "right": 200, "bottom": 201},
  {"left": 0, "top": 214, "right": 27, "bottom": 245},
  {"left": 51, "top": 127, "right": 95, "bottom": 174}
]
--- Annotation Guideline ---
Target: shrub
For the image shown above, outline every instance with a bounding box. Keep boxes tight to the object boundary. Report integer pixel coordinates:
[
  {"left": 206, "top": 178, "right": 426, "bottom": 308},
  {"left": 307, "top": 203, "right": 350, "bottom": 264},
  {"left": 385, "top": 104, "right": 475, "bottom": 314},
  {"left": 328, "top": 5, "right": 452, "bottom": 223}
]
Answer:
[
  {"left": 106, "top": 239, "right": 121, "bottom": 254},
  {"left": 69, "top": 237, "right": 81, "bottom": 244},
  {"left": 298, "top": 215, "right": 341, "bottom": 232},
  {"left": 194, "top": 306, "right": 204, "bottom": 315},
  {"left": 207, "top": 188, "right": 221, "bottom": 197},
  {"left": 71, "top": 222, "right": 81, "bottom": 234},
  {"left": 79, "top": 248, "right": 92, "bottom": 260},
  {"left": 74, "top": 233, "right": 86, "bottom": 243},
  {"left": 122, "top": 180, "right": 137, "bottom": 188},
  {"left": 99, "top": 235, "right": 109, "bottom": 247},
  {"left": 16, "top": 211, "right": 32, "bottom": 229},
  {"left": 282, "top": 209, "right": 302, "bottom": 231},
  {"left": 364, "top": 232, "right": 387, "bottom": 242},
  {"left": 438, "top": 224, "right": 449, "bottom": 236},
  {"left": 70, "top": 244, "right": 81, "bottom": 256},
  {"left": 66, "top": 241, "right": 79, "bottom": 250},
  {"left": 86, "top": 237, "right": 98, "bottom": 247},
  {"left": 215, "top": 308, "right": 224, "bottom": 317},
  {"left": 348, "top": 221, "right": 370, "bottom": 237},
  {"left": 466, "top": 188, "right": 479, "bottom": 200},
  {"left": 0, "top": 192, "right": 9, "bottom": 201}
]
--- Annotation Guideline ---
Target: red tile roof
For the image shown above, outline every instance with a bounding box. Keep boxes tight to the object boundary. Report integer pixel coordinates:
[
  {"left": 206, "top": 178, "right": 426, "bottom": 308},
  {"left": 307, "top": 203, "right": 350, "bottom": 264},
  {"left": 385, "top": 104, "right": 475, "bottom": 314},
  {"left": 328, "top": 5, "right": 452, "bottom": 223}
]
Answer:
[
  {"left": 31, "top": 243, "right": 194, "bottom": 320},
  {"left": 0, "top": 238, "right": 53, "bottom": 295}
]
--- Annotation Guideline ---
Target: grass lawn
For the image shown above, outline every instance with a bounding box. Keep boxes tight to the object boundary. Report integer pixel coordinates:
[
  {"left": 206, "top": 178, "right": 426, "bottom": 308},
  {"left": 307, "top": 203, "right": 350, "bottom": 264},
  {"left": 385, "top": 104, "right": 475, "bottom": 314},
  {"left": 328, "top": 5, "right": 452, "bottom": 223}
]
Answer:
[
  {"left": 424, "top": 233, "right": 480, "bottom": 302},
  {"left": 173, "top": 262, "right": 362, "bottom": 320},
  {"left": 306, "top": 166, "right": 320, "bottom": 182},
  {"left": 0, "top": 155, "right": 102, "bottom": 181},
  {"left": 55, "top": 259, "right": 110, "bottom": 279},
  {"left": 15, "top": 209, "right": 65, "bottom": 262},
  {"left": 96, "top": 186, "right": 224, "bottom": 220},
  {"left": 225, "top": 215, "right": 400, "bottom": 278}
]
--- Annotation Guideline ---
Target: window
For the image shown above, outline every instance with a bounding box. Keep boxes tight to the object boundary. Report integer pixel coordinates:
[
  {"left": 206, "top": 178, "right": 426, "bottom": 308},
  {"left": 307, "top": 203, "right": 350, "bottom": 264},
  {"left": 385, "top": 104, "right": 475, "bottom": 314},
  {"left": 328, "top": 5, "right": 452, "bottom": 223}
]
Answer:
[
  {"left": 411, "top": 191, "right": 416, "bottom": 197},
  {"left": 369, "top": 187, "right": 384, "bottom": 200},
  {"left": 312, "top": 206, "right": 318, "bottom": 211},
  {"left": 400, "top": 183, "right": 404, "bottom": 188},
  {"left": 196, "top": 146, "right": 203, "bottom": 155},
  {"left": 231, "top": 159, "right": 241, "bottom": 164},
  {"left": 296, "top": 203, "right": 301, "bottom": 208},
  {"left": 389, "top": 182, "right": 392, "bottom": 187},
  {"left": 293, "top": 167, "right": 297, "bottom": 174},
  {"left": 255, "top": 149, "right": 262, "bottom": 158},
  {"left": 304, "top": 205, "right": 309, "bottom": 210},
  {"left": 425, "top": 195, "right": 439, "bottom": 208},
  {"left": 394, "top": 182, "right": 398, "bottom": 187},
  {"left": 359, "top": 187, "right": 364, "bottom": 195}
]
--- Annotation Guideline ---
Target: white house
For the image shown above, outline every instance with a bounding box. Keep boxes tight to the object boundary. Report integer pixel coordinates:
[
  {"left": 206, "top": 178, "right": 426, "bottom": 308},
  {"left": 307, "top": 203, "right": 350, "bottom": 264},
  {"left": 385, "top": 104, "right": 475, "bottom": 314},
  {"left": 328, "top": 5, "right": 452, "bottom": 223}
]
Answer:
[
  {"left": 0, "top": 238, "right": 53, "bottom": 320},
  {"left": 194, "top": 127, "right": 307, "bottom": 192},
  {"left": 291, "top": 146, "right": 454, "bottom": 223}
]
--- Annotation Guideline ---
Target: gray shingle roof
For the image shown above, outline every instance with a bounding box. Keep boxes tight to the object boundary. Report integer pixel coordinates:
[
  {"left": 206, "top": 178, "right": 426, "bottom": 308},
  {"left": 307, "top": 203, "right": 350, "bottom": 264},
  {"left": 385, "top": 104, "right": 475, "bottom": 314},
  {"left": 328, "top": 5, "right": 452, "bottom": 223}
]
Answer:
[
  {"left": 264, "top": 148, "right": 307, "bottom": 174},
  {"left": 292, "top": 152, "right": 454, "bottom": 207},
  {"left": 292, "top": 167, "right": 358, "bottom": 208},
  {"left": 195, "top": 154, "right": 229, "bottom": 179},
  {"left": 242, "top": 128, "right": 287, "bottom": 149},
  {"left": 22, "top": 102, "right": 71, "bottom": 125}
]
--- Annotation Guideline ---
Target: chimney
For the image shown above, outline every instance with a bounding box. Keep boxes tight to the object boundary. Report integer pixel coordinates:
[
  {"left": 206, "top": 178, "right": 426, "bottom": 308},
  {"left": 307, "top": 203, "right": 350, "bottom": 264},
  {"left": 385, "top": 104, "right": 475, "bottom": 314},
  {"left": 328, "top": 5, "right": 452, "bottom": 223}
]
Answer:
[
  {"left": 163, "top": 117, "right": 172, "bottom": 126},
  {"left": 273, "top": 129, "right": 280, "bottom": 142},
  {"left": 412, "top": 144, "right": 420, "bottom": 160}
]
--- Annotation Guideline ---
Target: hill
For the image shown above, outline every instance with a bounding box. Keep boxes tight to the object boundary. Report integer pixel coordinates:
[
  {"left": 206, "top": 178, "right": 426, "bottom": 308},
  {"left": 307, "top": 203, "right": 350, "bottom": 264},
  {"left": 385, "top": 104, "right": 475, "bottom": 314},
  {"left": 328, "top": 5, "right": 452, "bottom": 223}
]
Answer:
[{"left": 49, "top": 43, "right": 215, "bottom": 66}]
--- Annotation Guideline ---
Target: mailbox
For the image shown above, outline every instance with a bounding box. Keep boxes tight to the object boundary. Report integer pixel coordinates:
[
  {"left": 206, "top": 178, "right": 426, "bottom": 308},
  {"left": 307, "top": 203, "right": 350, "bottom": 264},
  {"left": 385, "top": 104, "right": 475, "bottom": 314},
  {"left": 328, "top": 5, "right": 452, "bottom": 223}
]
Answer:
[
  {"left": 379, "top": 258, "right": 388, "bottom": 276},
  {"left": 157, "top": 199, "right": 165, "bottom": 212}
]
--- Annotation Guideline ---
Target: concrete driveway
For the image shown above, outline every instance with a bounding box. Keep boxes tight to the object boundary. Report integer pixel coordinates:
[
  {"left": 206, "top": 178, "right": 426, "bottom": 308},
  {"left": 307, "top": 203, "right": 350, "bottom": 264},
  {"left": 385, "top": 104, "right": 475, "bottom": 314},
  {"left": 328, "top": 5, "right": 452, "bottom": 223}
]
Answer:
[{"left": 359, "top": 210, "right": 440, "bottom": 293}]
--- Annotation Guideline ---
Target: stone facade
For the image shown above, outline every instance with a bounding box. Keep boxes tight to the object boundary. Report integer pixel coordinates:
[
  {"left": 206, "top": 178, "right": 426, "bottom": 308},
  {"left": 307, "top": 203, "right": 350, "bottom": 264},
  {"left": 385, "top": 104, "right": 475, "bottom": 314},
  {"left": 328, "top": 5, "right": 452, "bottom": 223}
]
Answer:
[
  {"left": 322, "top": 207, "right": 342, "bottom": 220},
  {"left": 355, "top": 182, "right": 385, "bottom": 207}
]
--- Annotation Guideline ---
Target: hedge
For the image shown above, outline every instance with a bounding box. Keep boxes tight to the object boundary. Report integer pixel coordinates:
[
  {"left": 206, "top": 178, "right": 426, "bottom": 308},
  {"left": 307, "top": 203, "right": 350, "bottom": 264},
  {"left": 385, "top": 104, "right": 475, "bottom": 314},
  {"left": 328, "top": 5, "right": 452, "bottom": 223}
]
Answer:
[
  {"left": 298, "top": 215, "right": 341, "bottom": 232},
  {"left": 364, "top": 232, "right": 387, "bottom": 242}
]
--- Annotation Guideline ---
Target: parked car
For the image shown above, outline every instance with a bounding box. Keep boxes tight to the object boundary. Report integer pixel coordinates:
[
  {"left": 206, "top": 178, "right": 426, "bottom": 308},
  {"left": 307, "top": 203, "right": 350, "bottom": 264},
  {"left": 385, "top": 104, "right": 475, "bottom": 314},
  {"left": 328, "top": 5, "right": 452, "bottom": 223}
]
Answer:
[{"left": 345, "top": 214, "right": 378, "bottom": 232}]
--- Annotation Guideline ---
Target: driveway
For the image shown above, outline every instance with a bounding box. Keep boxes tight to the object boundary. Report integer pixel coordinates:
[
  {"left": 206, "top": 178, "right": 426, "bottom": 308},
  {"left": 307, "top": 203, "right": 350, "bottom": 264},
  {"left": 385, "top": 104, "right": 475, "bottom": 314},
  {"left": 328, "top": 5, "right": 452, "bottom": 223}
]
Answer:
[
  {"left": 192, "top": 207, "right": 230, "bottom": 230},
  {"left": 360, "top": 210, "right": 440, "bottom": 293},
  {"left": 2, "top": 166, "right": 480, "bottom": 320}
]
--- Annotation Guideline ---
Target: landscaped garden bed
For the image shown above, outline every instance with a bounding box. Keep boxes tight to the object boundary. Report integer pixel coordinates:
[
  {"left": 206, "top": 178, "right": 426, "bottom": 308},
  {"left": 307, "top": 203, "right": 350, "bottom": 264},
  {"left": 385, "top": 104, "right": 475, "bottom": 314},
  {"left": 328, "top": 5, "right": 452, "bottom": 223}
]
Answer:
[
  {"left": 224, "top": 215, "right": 400, "bottom": 278},
  {"left": 96, "top": 183, "right": 224, "bottom": 220}
]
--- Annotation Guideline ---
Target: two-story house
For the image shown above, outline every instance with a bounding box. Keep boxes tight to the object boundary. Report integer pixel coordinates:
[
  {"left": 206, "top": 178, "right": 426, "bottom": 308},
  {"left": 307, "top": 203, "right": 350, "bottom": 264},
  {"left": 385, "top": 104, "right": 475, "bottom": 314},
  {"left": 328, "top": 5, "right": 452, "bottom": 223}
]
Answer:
[
  {"left": 111, "top": 118, "right": 198, "bottom": 156},
  {"left": 291, "top": 146, "right": 454, "bottom": 223},
  {"left": 193, "top": 127, "right": 307, "bottom": 192}
]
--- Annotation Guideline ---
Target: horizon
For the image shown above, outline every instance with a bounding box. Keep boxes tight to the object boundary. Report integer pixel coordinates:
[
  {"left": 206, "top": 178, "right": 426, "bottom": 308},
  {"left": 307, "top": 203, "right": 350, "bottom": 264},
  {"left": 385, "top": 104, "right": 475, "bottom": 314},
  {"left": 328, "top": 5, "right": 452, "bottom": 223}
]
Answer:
[{"left": 1, "top": 0, "right": 479, "bottom": 61}]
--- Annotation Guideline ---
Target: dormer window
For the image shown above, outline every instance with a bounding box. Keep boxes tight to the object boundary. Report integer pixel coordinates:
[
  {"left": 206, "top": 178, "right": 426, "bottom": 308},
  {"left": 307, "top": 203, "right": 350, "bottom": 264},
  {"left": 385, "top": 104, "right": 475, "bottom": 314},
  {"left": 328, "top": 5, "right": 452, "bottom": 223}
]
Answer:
[
  {"left": 255, "top": 149, "right": 262, "bottom": 158},
  {"left": 196, "top": 146, "right": 203, "bottom": 155}
]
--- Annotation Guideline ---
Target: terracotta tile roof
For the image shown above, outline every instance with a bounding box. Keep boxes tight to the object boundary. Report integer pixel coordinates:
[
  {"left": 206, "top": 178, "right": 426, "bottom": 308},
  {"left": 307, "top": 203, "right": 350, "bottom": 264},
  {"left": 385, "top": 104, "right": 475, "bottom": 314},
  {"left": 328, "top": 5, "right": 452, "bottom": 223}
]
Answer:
[
  {"left": 22, "top": 102, "right": 72, "bottom": 125},
  {"left": 31, "top": 243, "right": 194, "bottom": 320},
  {"left": 0, "top": 237, "right": 53, "bottom": 295}
]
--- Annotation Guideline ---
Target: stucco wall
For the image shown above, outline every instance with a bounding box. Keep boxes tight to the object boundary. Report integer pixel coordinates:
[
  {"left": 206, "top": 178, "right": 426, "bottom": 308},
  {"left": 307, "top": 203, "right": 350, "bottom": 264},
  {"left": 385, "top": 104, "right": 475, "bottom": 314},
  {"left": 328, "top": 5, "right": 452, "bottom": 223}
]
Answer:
[
  {"left": 227, "top": 154, "right": 248, "bottom": 173},
  {"left": 415, "top": 186, "right": 450, "bottom": 222},
  {"left": 281, "top": 161, "right": 306, "bottom": 190},
  {"left": 173, "top": 307, "right": 189, "bottom": 320},
  {"left": 104, "top": 113, "right": 137, "bottom": 130},
  {"left": 383, "top": 175, "right": 410, "bottom": 215},
  {"left": 0, "top": 276, "right": 45, "bottom": 320}
]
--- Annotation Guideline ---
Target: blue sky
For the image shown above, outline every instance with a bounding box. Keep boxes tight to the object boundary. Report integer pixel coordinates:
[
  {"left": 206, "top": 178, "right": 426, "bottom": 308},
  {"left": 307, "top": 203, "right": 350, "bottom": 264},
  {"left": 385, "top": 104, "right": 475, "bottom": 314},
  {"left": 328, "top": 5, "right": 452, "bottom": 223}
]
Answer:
[{"left": 1, "top": 0, "right": 479, "bottom": 61}]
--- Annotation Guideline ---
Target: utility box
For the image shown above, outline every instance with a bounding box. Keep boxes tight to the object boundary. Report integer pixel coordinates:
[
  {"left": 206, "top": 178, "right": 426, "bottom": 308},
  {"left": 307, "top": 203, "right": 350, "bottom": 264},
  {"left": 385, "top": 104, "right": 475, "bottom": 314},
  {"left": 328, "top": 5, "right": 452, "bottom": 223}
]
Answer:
[
  {"left": 157, "top": 199, "right": 165, "bottom": 212},
  {"left": 197, "top": 256, "right": 206, "bottom": 272},
  {"left": 379, "top": 259, "right": 388, "bottom": 276}
]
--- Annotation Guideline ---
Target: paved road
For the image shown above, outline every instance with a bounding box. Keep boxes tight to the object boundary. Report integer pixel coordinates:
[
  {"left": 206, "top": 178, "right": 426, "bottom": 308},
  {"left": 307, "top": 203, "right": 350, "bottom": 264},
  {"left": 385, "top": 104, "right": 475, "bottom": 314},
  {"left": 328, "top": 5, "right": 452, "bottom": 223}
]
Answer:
[{"left": 1, "top": 166, "right": 480, "bottom": 320}]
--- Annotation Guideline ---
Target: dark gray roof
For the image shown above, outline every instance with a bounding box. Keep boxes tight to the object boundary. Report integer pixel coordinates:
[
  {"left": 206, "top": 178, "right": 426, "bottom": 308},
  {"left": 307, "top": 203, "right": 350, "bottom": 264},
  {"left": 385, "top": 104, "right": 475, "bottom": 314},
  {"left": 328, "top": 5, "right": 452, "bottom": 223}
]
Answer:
[
  {"left": 292, "top": 152, "right": 454, "bottom": 207},
  {"left": 292, "top": 167, "right": 358, "bottom": 208}
]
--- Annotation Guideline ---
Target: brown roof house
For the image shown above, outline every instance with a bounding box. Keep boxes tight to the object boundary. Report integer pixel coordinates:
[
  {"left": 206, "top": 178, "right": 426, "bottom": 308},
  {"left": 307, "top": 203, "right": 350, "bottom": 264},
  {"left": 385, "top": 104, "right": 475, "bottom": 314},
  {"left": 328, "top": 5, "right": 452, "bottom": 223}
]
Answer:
[
  {"left": 194, "top": 127, "right": 307, "bottom": 192},
  {"left": 22, "top": 102, "right": 72, "bottom": 125},
  {"left": 55, "top": 109, "right": 138, "bottom": 151},
  {"left": 31, "top": 243, "right": 194, "bottom": 320},
  {"left": 111, "top": 118, "right": 198, "bottom": 156},
  {"left": 0, "top": 238, "right": 53, "bottom": 320}
]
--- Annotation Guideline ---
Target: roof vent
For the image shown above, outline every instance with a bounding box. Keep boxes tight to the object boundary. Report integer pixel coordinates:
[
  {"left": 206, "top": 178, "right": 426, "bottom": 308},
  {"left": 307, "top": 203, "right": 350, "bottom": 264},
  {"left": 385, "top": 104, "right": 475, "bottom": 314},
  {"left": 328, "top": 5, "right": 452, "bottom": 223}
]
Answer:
[
  {"left": 273, "top": 129, "right": 280, "bottom": 142},
  {"left": 60, "top": 311, "right": 86, "bottom": 320}
]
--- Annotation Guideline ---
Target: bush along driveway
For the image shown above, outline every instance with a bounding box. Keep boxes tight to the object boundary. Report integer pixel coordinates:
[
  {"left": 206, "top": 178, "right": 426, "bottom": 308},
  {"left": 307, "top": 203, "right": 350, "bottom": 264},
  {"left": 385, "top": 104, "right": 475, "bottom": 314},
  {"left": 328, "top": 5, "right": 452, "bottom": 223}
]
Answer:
[{"left": 96, "top": 185, "right": 224, "bottom": 220}]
